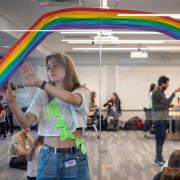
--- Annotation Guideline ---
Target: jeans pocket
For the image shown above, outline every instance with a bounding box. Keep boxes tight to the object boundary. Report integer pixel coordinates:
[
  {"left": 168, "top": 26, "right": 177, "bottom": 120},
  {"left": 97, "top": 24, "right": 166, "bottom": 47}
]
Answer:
[{"left": 39, "top": 146, "right": 51, "bottom": 159}]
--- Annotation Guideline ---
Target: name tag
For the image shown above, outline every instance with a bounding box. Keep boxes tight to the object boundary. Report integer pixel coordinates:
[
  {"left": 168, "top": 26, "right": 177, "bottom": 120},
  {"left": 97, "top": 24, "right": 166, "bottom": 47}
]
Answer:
[{"left": 65, "top": 159, "right": 76, "bottom": 168}]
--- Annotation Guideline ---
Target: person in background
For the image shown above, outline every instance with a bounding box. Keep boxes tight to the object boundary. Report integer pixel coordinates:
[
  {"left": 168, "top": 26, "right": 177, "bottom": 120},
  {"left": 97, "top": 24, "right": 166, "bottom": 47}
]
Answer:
[
  {"left": 153, "top": 149, "right": 180, "bottom": 180},
  {"left": 89, "top": 91, "right": 97, "bottom": 112},
  {"left": 149, "top": 83, "right": 157, "bottom": 109},
  {"left": 103, "top": 92, "right": 121, "bottom": 130},
  {"left": 88, "top": 91, "right": 98, "bottom": 118},
  {"left": 152, "top": 76, "right": 180, "bottom": 166},
  {"left": 0, "top": 101, "right": 7, "bottom": 139},
  {"left": 104, "top": 92, "right": 121, "bottom": 119},
  {"left": 26, "top": 136, "right": 44, "bottom": 180},
  {"left": 144, "top": 83, "right": 156, "bottom": 138},
  {"left": 5, "top": 83, "right": 16, "bottom": 136},
  {"left": 8, "top": 128, "right": 33, "bottom": 170}
]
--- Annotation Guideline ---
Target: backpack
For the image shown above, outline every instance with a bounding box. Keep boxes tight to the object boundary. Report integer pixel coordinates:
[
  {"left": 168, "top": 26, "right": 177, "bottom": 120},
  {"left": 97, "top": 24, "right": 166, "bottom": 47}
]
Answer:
[{"left": 123, "top": 116, "right": 144, "bottom": 130}]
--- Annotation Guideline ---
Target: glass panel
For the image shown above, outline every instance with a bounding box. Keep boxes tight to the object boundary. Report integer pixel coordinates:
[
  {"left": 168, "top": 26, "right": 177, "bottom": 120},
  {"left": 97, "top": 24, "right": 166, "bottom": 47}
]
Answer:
[
  {"left": 0, "top": 1, "right": 102, "bottom": 180},
  {"left": 1, "top": 1, "right": 180, "bottom": 180},
  {"left": 100, "top": 1, "right": 180, "bottom": 180}
]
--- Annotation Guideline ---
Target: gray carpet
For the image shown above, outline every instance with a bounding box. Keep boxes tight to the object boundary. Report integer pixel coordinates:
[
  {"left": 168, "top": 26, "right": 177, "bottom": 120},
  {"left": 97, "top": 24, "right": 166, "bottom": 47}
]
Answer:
[{"left": 0, "top": 130, "right": 179, "bottom": 180}]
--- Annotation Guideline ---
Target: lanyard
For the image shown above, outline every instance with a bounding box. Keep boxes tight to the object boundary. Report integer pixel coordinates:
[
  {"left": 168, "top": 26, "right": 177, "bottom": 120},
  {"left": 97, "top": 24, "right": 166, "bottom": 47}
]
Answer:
[{"left": 47, "top": 99, "right": 87, "bottom": 154}]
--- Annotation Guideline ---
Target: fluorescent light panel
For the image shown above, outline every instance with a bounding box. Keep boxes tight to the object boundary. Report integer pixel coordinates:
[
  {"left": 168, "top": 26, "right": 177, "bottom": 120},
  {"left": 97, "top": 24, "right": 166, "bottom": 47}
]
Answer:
[
  {"left": 130, "top": 51, "right": 148, "bottom": 58},
  {"left": 117, "top": 14, "right": 180, "bottom": 19},
  {"left": 59, "top": 30, "right": 160, "bottom": 35},
  {"left": 3, "top": 45, "right": 10, "bottom": 48},
  {"left": 73, "top": 46, "right": 180, "bottom": 51},
  {"left": 62, "top": 39, "right": 180, "bottom": 44},
  {"left": 73, "top": 47, "right": 137, "bottom": 51}
]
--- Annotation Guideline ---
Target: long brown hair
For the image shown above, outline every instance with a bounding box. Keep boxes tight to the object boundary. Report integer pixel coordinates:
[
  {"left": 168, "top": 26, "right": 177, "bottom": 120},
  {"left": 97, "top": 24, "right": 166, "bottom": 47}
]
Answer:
[
  {"left": 0, "top": 102, "right": 4, "bottom": 113},
  {"left": 160, "top": 150, "right": 180, "bottom": 180},
  {"left": 27, "top": 136, "right": 44, "bottom": 161},
  {"left": 149, "top": 83, "right": 156, "bottom": 94},
  {"left": 90, "top": 91, "right": 96, "bottom": 105},
  {"left": 168, "top": 150, "right": 180, "bottom": 167},
  {"left": 161, "top": 167, "right": 180, "bottom": 180},
  {"left": 45, "top": 53, "right": 82, "bottom": 101}
]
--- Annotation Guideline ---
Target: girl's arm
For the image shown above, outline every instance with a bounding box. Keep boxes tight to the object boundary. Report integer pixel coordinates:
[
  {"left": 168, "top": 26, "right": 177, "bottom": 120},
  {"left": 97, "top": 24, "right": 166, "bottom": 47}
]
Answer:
[
  {"left": 1, "top": 83, "right": 37, "bottom": 128},
  {"left": 38, "top": 81, "right": 83, "bottom": 106},
  {"left": 7, "top": 100, "right": 37, "bottom": 128},
  {"left": 20, "top": 62, "right": 83, "bottom": 106}
]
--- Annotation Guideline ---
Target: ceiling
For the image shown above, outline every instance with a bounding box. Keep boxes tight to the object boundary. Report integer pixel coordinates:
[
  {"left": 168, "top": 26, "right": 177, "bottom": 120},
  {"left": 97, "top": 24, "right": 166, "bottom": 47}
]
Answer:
[
  {"left": 0, "top": 0, "right": 180, "bottom": 55},
  {"left": 0, "top": 31, "right": 45, "bottom": 59}
]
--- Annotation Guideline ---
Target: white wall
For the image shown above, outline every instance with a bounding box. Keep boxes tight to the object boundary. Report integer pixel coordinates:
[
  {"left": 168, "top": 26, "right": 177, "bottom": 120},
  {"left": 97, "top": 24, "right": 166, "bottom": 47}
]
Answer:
[
  {"left": 74, "top": 64, "right": 180, "bottom": 110},
  {"left": 69, "top": 52, "right": 180, "bottom": 110},
  {"left": 116, "top": 66, "right": 180, "bottom": 109},
  {"left": 11, "top": 52, "right": 180, "bottom": 112}
]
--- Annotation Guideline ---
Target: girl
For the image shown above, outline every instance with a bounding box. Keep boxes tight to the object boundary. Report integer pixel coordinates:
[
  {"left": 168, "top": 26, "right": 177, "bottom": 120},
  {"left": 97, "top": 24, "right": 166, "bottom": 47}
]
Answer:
[{"left": 1, "top": 53, "right": 90, "bottom": 179}]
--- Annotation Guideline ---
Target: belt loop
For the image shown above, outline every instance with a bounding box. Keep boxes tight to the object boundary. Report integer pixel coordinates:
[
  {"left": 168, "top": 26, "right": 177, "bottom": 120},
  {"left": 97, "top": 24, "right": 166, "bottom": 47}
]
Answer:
[
  {"left": 55, "top": 148, "right": 57, "bottom": 154},
  {"left": 44, "top": 144, "right": 50, "bottom": 154}
]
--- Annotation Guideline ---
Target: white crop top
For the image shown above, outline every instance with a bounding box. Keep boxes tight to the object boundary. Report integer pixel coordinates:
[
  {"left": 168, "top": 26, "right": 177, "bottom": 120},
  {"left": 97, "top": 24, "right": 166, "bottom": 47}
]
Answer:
[{"left": 26, "top": 88, "right": 90, "bottom": 136}]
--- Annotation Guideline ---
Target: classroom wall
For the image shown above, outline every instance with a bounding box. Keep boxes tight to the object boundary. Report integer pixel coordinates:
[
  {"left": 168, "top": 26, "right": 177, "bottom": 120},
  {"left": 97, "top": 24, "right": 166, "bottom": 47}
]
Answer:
[{"left": 12, "top": 52, "right": 180, "bottom": 111}]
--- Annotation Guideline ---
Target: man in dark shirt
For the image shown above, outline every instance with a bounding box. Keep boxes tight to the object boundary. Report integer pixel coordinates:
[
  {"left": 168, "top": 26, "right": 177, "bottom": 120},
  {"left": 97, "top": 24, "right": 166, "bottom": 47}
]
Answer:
[{"left": 152, "top": 76, "right": 180, "bottom": 166}]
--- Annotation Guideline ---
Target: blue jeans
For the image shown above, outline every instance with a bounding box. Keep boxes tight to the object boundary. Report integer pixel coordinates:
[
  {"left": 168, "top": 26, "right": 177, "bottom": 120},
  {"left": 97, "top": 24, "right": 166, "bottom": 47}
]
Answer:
[
  {"left": 154, "top": 120, "right": 167, "bottom": 161},
  {"left": 37, "top": 146, "right": 91, "bottom": 180}
]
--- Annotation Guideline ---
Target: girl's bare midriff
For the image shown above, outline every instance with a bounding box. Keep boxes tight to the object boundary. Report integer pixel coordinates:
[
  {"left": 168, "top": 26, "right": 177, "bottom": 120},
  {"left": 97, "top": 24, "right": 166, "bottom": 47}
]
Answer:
[{"left": 44, "top": 131, "right": 83, "bottom": 148}]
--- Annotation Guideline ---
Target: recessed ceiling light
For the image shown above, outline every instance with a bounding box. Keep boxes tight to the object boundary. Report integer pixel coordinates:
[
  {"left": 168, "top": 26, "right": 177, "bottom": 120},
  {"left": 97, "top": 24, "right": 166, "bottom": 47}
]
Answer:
[
  {"left": 59, "top": 30, "right": 161, "bottom": 35},
  {"left": 63, "top": 39, "right": 180, "bottom": 44},
  {"left": 72, "top": 46, "right": 180, "bottom": 51},
  {"left": 3, "top": 45, "right": 10, "bottom": 48},
  {"left": 117, "top": 14, "right": 180, "bottom": 19},
  {"left": 130, "top": 51, "right": 148, "bottom": 58}
]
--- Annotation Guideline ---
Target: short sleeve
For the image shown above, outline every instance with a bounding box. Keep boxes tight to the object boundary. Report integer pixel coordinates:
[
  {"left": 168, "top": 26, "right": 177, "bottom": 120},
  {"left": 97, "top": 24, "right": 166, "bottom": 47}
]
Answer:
[
  {"left": 26, "top": 89, "right": 45, "bottom": 122},
  {"left": 72, "top": 88, "right": 90, "bottom": 114}
]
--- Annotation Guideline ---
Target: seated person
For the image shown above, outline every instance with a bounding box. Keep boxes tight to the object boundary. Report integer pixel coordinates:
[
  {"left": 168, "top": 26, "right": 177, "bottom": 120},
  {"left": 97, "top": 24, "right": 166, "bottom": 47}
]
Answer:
[
  {"left": 89, "top": 91, "right": 98, "bottom": 117},
  {"left": 0, "top": 102, "right": 7, "bottom": 139},
  {"left": 104, "top": 92, "right": 121, "bottom": 120},
  {"left": 153, "top": 149, "right": 180, "bottom": 180},
  {"left": 8, "top": 128, "right": 33, "bottom": 170}
]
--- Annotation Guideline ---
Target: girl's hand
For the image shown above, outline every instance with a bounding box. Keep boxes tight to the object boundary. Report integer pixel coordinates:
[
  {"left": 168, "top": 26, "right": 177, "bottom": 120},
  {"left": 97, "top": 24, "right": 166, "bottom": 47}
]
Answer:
[
  {"left": 0, "top": 82, "right": 15, "bottom": 103},
  {"left": 20, "top": 62, "right": 42, "bottom": 87}
]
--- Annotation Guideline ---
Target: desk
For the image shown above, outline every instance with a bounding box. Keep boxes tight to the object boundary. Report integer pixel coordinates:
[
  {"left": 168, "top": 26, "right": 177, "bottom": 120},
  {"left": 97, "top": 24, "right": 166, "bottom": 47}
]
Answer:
[{"left": 168, "top": 110, "right": 180, "bottom": 140}]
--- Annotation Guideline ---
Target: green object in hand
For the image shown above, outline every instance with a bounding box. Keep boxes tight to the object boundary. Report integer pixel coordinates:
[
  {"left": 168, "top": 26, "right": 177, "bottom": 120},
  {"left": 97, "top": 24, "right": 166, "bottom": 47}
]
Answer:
[{"left": 47, "top": 99, "right": 87, "bottom": 154}]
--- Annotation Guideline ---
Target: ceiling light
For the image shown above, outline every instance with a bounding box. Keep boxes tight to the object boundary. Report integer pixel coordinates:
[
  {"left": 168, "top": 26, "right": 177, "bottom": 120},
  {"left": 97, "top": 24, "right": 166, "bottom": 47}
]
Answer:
[
  {"left": 59, "top": 30, "right": 162, "bottom": 35},
  {"left": 130, "top": 51, "right": 148, "bottom": 58},
  {"left": 3, "top": 45, "right": 10, "bottom": 48},
  {"left": 62, "top": 39, "right": 170, "bottom": 44},
  {"left": 117, "top": 14, "right": 180, "bottom": 19},
  {"left": 93, "top": 35, "right": 119, "bottom": 44},
  {"left": 130, "top": 44, "right": 148, "bottom": 58},
  {"left": 73, "top": 48, "right": 137, "bottom": 51},
  {"left": 101, "top": 0, "right": 109, "bottom": 9},
  {"left": 72, "top": 46, "right": 180, "bottom": 51},
  {"left": 113, "top": 31, "right": 160, "bottom": 35},
  {"left": 146, "top": 46, "right": 180, "bottom": 51}
]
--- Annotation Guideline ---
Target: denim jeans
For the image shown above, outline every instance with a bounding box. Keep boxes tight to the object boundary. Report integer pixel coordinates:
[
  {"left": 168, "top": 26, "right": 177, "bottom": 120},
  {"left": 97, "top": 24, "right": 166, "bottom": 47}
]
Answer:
[
  {"left": 37, "top": 146, "right": 91, "bottom": 180},
  {"left": 154, "top": 120, "right": 167, "bottom": 161}
]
